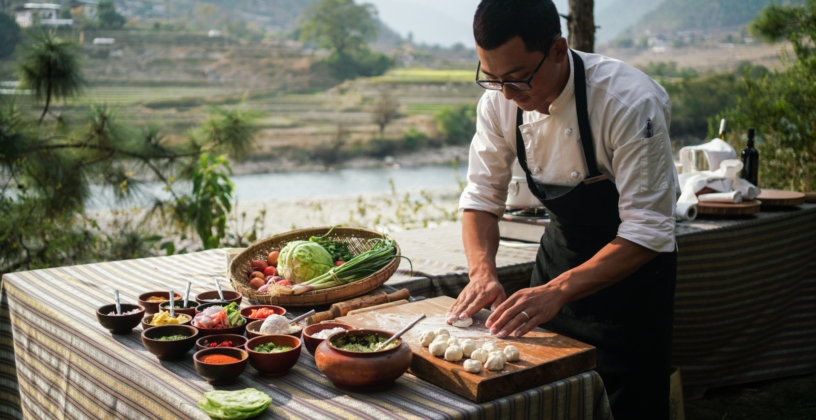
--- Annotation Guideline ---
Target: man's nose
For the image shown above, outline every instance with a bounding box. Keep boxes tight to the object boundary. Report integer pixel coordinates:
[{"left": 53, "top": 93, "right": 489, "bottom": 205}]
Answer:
[{"left": 501, "top": 85, "right": 521, "bottom": 101}]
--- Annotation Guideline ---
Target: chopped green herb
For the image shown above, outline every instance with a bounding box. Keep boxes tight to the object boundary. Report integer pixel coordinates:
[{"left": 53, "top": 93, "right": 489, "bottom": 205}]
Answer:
[
  {"left": 331, "top": 334, "right": 397, "bottom": 352},
  {"left": 253, "top": 342, "right": 293, "bottom": 353},
  {"left": 156, "top": 334, "right": 188, "bottom": 341}
]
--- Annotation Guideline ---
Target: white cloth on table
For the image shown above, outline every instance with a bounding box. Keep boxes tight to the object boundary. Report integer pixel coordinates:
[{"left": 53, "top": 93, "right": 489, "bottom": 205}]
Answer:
[
  {"left": 676, "top": 159, "right": 761, "bottom": 217},
  {"left": 678, "top": 138, "right": 737, "bottom": 173}
]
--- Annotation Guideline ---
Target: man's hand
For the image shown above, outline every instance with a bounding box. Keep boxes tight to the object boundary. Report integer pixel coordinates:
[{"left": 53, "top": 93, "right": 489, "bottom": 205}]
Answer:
[
  {"left": 447, "top": 277, "right": 507, "bottom": 322},
  {"left": 485, "top": 283, "right": 566, "bottom": 337}
]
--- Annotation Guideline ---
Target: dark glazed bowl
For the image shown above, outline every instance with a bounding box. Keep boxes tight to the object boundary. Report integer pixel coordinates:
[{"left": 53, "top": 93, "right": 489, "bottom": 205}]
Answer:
[
  {"left": 314, "top": 329, "right": 412, "bottom": 391},
  {"left": 141, "top": 325, "right": 199, "bottom": 360},
  {"left": 140, "top": 313, "right": 192, "bottom": 331},
  {"left": 193, "top": 347, "right": 248, "bottom": 385},
  {"left": 240, "top": 305, "right": 286, "bottom": 322},
  {"left": 195, "top": 290, "right": 242, "bottom": 306},
  {"left": 245, "top": 335, "right": 302, "bottom": 377},
  {"left": 196, "top": 334, "right": 248, "bottom": 351},
  {"left": 138, "top": 291, "right": 182, "bottom": 315},
  {"left": 302, "top": 322, "right": 355, "bottom": 356},
  {"left": 158, "top": 300, "right": 198, "bottom": 317},
  {"left": 245, "top": 319, "right": 303, "bottom": 340},
  {"left": 96, "top": 304, "right": 145, "bottom": 334}
]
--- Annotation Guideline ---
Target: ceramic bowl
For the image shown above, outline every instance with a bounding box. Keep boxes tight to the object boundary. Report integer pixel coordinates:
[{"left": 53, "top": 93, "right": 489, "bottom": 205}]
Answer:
[
  {"left": 140, "top": 313, "right": 192, "bottom": 331},
  {"left": 314, "top": 329, "right": 412, "bottom": 391},
  {"left": 96, "top": 304, "right": 145, "bottom": 334},
  {"left": 158, "top": 300, "right": 198, "bottom": 317},
  {"left": 138, "top": 291, "right": 182, "bottom": 315},
  {"left": 195, "top": 290, "right": 242, "bottom": 306},
  {"left": 193, "top": 322, "right": 247, "bottom": 338},
  {"left": 245, "top": 335, "right": 302, "bottom": 377},
  {"left": 196, "top": 334, "right": 248, "bottom": 351},
  {"left": 194, "top": 301, "right": 232, "bottom": 314},
  {"left": 141, "top": 325, "right": 199, "bottom": 360},
  {"left": 240, "top": 305, "right": 286, "bottom": 322},
  {"left": 193, "top": 347, "right": 248, "bottom": 385},
  {"left": 302, "top": 322, "right": 355, "bottom": 356},
  {"left": 245, "top": 319, "right": 303, "bottom": 340}
]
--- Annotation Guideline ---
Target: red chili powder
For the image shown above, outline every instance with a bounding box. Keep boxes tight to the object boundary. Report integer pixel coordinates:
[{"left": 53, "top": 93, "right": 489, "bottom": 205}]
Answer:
[{"left": 199, "top": 354, "right": 240, "bottom": 364}]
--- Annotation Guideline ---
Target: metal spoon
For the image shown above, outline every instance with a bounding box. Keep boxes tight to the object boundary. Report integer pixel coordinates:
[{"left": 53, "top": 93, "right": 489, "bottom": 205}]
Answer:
[
  {"left": 214, "top": 279, "right": 224, "bottom": 301},
  {"left": 289, "top": 310, "right": 315, "bottom": 325},
  {"left": 114, "top": 290, "right": 121, "bottom": 315},
  {"left": 169, "top": 290, "right": 175, "bottom": 318},
  {"left": 183, "top": 281, "right": 191, "bottom": 307},
  {"left": 376, "top": 314, "right": 425, "bottom": 351}
]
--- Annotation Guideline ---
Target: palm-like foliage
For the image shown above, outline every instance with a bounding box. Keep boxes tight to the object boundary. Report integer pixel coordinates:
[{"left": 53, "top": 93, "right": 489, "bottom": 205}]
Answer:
[{"left": 18, "top": 30, "right": 84, "bottom": 123}]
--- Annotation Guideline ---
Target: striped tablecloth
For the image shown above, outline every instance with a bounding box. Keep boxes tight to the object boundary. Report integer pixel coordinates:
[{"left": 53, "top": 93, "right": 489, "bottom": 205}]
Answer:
[{"left": 0, "top": 250, "right": 612, "bottom": 420}]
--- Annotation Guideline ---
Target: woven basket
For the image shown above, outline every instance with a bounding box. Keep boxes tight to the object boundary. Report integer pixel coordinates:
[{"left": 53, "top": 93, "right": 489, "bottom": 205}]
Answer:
[{"left": 229, "top": 226, "right": 400, "bottom": 308}]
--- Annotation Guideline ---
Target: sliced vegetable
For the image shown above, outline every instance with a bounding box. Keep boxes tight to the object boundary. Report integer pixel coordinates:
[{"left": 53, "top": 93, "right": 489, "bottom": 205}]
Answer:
[{"left": 198, "top": 389, "right": 271, "bottom": 419}]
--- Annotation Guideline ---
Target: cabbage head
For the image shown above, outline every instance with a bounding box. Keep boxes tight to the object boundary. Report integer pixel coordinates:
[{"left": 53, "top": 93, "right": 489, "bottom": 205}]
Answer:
[{"left": 277, "top": 240, "right": 334, "bottom": 283}]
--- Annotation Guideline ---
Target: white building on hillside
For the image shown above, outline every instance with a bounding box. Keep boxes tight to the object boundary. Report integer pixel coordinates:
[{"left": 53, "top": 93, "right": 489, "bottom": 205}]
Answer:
[{"left": 14, "top": 3, "right": 73, "bottom": 27}]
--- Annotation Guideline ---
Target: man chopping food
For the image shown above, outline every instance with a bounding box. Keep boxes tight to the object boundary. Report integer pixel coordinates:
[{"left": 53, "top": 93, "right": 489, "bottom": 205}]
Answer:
[{"left": 446, "top": 0, "right": 679, "bottom": 418}]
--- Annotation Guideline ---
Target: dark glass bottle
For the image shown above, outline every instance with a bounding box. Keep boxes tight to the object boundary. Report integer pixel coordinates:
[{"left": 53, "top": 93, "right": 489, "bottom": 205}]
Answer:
[{"left": 741, "top": 128, "right": 759, "bottom": 186}]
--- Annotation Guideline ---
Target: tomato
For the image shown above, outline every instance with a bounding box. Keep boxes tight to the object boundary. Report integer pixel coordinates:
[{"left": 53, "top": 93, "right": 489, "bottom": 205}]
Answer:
[
  {"left": 267, "top": 251, "right": 280, "bottom": 266},
  {"left": 250, "top": 260, "right": 268, "bottom": 272},
  {"left": 263, "top": 266, "right": 277, "bottom": 277},
  {"left": 335, "top": 261, "right": 345, "bottom": 267}
]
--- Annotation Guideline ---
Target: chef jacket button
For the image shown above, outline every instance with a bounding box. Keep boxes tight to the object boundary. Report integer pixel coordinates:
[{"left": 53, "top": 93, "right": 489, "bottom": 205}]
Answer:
[
  {"left": 532, "top": 166, "right": 541, "bottom": 174},
  {"left": 565, "top": 127, "right": 573, "bottom": 135},
  {"left": 571, "top": 171, "right": 580, "bottom": 179}
]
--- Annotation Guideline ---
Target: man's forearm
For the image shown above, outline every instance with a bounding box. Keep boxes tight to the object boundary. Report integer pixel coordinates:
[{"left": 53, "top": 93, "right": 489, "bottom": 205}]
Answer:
[{"left": 462, "top": 209, "right": 500, "bottom": 282}]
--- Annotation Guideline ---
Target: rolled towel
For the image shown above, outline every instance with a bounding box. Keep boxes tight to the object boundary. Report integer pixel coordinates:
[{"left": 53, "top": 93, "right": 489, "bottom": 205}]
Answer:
[{"left": 698, "top": 191, "right": 743, "bottom": 203}]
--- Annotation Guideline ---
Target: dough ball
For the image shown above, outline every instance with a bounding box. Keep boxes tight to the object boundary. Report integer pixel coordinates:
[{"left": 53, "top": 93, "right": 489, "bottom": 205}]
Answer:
[
  {"left": 470, "top": 348, "right": 489, "bottom": 363},
  {"left": 482, "top": 342, "right": 499, "bottom": 353},
  {"left": 444, "top": 345, "right": 464, "bottom": 362},
  {"left": 460, "top": 339, "right": 477, "bottom": 357},
  {"left": 419, "top": 331, "right": 436, "bottom": 347},
  {"left": 429, "top": 340, "right": 448, "bottom": 357},
  {"left": 484, "top": 353, "right": 507, "bottom": 371},
  {"left": 463, "top": 359, "right": 482, "bottom": 373},
  {"left": 504, "top": 345, "right": 520, "bottom": 362},
  {"left": 452, "top": 317, "right": 473, "bottom": 328},
  {"left": 488, "top": 349, "right": 503, "bottom": 357},
  {"left": 447, "top": 337, "right": 460, "bottom": 347},
  {"left": 435, "top": 328, "right": 450, "bottom": 337}
]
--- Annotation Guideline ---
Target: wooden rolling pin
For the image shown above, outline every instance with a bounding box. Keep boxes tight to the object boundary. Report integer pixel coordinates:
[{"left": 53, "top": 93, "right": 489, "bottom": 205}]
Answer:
[{"left": 306, "top": 288, "right": 411, "bottom": 324}]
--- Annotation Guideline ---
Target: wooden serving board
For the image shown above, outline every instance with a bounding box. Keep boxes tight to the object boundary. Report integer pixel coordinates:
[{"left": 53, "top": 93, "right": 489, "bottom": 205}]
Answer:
[
  {"left": 336, "top": 296, "right": 595, "bottom": 403},
  {"left": 757, "top": 189, "right": 806, "bottom": 207},
  {"left": 697, "top": 200, "right": 761, "bottom": 215}
]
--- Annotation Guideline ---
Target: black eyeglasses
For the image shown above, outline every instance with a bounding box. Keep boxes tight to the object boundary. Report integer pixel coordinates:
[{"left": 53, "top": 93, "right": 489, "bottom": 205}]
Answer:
[{"left": 475, "top": 53, "right": 548, "bottom": 91}]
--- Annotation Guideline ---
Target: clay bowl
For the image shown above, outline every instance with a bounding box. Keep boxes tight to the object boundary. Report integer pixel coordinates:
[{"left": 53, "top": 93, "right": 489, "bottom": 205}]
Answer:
[
  {"left": 141, "top": 325, "right": 199, "bottom": 360},
  {"left": 194, "top": 301, "right": 232, "bottom": 314},
  {"left": 245, "top": 319, "right": 303, "bottom": 340},
  {"left": 194, "top": 322, "right": 247, "bottom": 338},
  {"left": 302, "top": 322, "right": 355, "bottom": 356},
  {"left": 240, "top": 305, "right": 286, "bottom": 323},
  {"left": 193, "top": 347, "right": 248, "bottom": 385},
  {"left": 96, "top": 304, "right": 145, "bottom": 334},
  {"left": 196, "top": 334, "right": 248, "bottom": 351},
  {"left": 158, "top": 300, "right": 198, "bottom": 317},
  {"left": 245, "top": 335, "right": 302, "bottom": 377},
  {"left": 140, "top": 313, "right": 192, "bottom": 331},
  {"left": 314, "top": 329, "right": 413, "bottom": 391},
  {"left": 195, "top": 290, "right": 242, "bottom": 306},
  {"left": 138, "top": 291, "right": 182, "bottom": 315}
]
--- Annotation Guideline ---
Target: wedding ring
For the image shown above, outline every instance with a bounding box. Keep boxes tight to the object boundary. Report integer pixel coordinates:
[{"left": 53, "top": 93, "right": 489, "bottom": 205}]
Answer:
[{"left": 520, "top": 311, "right": 530, "bottom": 320}]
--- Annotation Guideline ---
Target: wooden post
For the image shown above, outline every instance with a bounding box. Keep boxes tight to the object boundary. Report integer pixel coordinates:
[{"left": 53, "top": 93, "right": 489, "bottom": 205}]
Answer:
[{"left": 568, "top": 0, "right": 595, "bottom": 53}]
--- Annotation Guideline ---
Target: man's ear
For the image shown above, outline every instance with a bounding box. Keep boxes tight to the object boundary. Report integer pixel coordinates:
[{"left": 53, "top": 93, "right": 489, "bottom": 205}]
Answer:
[{"left": 553, "top": 37, "right": 569, "bottom": 64}]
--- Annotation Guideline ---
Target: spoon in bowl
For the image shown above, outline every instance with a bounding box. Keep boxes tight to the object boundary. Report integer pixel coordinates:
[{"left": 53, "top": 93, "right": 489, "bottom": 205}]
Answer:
[
  {"left": 289, "top": 309, "right": 315, "bottom": 325},
  {"left": 376, "top": 313, "right": 426, "bottom": 351}
]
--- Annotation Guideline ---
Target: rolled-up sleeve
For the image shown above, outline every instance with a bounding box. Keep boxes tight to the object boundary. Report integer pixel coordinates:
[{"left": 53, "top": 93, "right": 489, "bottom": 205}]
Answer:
[
  {"left": 458, "top": 94, "right": 517, "bottom": 217},
  {"left": 610, "top": 95, "right": 678, "bottom": 253}
]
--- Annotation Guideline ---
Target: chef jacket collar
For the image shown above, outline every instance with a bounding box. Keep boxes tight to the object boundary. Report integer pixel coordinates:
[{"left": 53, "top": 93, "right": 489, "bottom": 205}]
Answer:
[{"left": 547, "top": 49, "right": 575, "bottom": 116}]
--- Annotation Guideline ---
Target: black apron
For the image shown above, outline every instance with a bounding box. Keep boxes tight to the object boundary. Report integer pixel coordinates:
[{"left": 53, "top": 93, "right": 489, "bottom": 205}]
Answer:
[{"left": 516, "top": 50, "right": 677, "bottom": 419}]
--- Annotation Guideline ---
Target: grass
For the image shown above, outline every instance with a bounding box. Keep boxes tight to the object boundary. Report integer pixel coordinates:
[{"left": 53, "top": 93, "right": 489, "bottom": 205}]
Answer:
[
  {"left": 69, "top": 86, "right": 237, "bottom": 106},
  {"left": 684, "top": 372, "right": 816, "bottom": 420},
  {"left": 370, "top": 68, "right": 474, "bottom": 84}
]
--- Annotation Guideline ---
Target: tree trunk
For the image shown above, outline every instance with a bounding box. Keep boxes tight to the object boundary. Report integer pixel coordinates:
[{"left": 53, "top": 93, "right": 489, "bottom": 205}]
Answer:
[
  {"left": 39, "top": 89, "right": 51, "bottom": 125},
  {"left": 568, "top": 0, "right": 595, "bottom": 53}
]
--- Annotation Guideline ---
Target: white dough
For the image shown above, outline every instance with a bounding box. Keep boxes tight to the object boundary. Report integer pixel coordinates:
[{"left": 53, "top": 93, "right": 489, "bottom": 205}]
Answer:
[
  {"left": 429, "top": 340, "right": 448, "bottom": 357},
  {"left": 419, "top": 331, "right": 436, "bottom": 347},
  {"left": 444, "top": 345, "right": 464, "bottom": 362},
  {"left": 488, "top": 349, "right": 503, "bottom": 357},
  {"left": 460, "top": 340, "right": 477, "bottom": 357},
  {"left": 447, "top": 337, "right": 460, "bottom": 347},
  {"left": 482, "top": 342, "right": 499, "bottom": 353},
  {"left": 435, "top": 328, "right": 450, "bottom": 337},
  {"left": 504, "top": 345, "right": 520, "bottom": 362},
  {"left": 452, "top": 317, "right": 473, "bottom": 328},
  {"left": 484, "top": 353, "right": 507, "bottom": 371},
  {"left": 463, "top": 359, "right": 482, "bottom": 373},
  {"left": 470, "top": 348, "right": 489, "bottom": 363}
]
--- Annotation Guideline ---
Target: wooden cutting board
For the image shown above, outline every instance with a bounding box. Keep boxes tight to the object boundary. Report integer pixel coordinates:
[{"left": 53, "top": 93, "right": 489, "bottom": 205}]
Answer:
[
  {"left": 336, "top": 296, "right": 595, "bottom": 403},
  {"left": 757, "top": 190, "right": 806, "bottom": 207},
  {"left": 697, "top": 200, "right": 761, "bottom": 215}
]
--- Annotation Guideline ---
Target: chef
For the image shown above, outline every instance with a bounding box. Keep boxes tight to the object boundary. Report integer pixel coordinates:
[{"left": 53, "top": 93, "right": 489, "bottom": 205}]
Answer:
[{"left": 446, "top": 0, "right": 679, "bottom": 418}]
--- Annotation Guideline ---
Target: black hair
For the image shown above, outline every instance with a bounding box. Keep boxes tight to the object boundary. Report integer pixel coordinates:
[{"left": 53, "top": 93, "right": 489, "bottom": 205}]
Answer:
[{"left": 473, "top": 0, "right": 562, "bottom": 53}]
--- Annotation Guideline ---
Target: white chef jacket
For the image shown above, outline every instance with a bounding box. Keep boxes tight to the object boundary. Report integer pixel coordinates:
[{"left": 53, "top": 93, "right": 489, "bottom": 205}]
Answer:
[{"left": 459, "top": 49, "right": 679, "bottom": 253}]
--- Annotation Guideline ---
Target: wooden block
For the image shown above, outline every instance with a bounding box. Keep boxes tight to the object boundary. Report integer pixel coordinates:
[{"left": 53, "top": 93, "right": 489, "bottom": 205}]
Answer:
[
  {"left": 346, "top": 300, "right": 408, "bottom": 315},
  {"left": 697, "top": 200, "right": 761, "bottom": 215},
  {"left": 757, "top": 189, "right": 806, "bottom": 207},
  {"left": 337, "top": 296, "right": 595, "bottom": 403}
]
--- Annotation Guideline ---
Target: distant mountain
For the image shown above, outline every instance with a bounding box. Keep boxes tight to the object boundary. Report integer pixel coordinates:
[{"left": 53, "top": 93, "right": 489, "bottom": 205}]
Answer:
[{"left": 595, "top": 0, "right": 665, "bottom": 44}]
